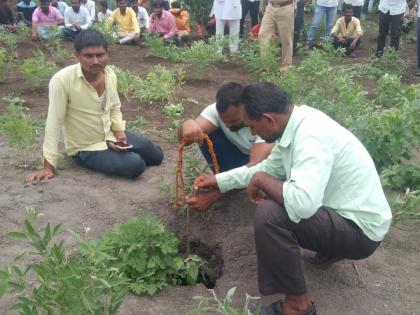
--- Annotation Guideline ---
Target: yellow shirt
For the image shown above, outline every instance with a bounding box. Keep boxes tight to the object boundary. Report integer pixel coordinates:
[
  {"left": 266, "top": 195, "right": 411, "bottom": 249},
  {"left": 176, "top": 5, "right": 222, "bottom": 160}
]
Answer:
[
  {"left": 330, "top": 16, "right": 363, "bottom": 38},
  {"left": 43, "top": 64, "right": 126, "bottom": 168},
  {"left": 107, "top": 8, "right": 140, "bottom": 33}
]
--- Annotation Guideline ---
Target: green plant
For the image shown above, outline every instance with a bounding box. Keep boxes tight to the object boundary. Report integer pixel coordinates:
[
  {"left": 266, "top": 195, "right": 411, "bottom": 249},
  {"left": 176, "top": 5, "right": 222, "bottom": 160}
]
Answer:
[
  {"left": 374, "top": 73, "right": 403, "bottom": 107},
  {"left": 0, "top": 47, "right": 9, "bottom": 78},
  {"left": 183, "top": 38, "right": 225, "bottom": 78},
  {"left": 189, "top": 287, "right": 261, "bottom": 315},
  {"left": 0, "top": 31, "right": 18, "bottom": 57},
  {"left": 163, "top": 103, "right": 184, "bottom": 119},
  {"left": 0, "top": 97, "right": 42, "bottom": 167},
  {"left": 390, "top": 189, "right": 420, "bottom": 223},
  {"left": 91, "top": 23, "right": 117, "bottom": 47},
  {"left": 381, "top": 164, "right": 420, "bottom": 191},
  {"left": 144, "top": 35, "right": 182, "bottom": 61},
  {"left": 110, "top": 65, "right": 136, "bottom": 100},
  {"left": 182, "top": 0, "right": 213, "bottom": 26},
  {"left": 134, "top": 65, "right": 185, "bottom": 103},
  {"left": 369, "top": 48, "right": 409, "bottom": 77},
  {"left": 44, "top": 32, "right": 71, "bottom": 62},
  {"left": 20, "top": 50, "right": 57, "bottom": 89},
  {"left": 239, "top": 41, "right": 280, "bottom": 76},
  {"left": 127, "top": 115, "right": 148, "bottom": 131},
  {"left": 0, "top": 208, "right": 128, "bottom": 315},
  {"left": 98, "top": 213, "right": 202, "bottom": 295}
]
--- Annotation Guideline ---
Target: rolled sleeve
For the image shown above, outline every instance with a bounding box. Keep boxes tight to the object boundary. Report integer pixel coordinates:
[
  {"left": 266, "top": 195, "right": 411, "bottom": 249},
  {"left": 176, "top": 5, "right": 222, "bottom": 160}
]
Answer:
[
  {"left": 282, "top": 134, "right": 333, "bottom": 222},
  {"left": 43, "top": 75, "right": 68, "bottom": 168}
]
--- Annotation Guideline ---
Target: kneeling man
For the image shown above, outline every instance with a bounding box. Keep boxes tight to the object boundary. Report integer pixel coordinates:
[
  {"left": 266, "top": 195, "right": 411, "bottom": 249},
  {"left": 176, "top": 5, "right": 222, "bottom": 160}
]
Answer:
[
  {"left": 26, "top": 29, "right": 163, "bottom": 184},
  {"left": 193, "top": 82, "right": 391, "bottom": 315}
]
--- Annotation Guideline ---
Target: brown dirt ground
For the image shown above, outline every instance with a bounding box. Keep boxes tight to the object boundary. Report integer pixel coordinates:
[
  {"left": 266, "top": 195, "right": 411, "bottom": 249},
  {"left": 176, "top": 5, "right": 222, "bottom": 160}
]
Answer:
[{"left": 1, "top": 14, "right": 420, "bottom": 315}]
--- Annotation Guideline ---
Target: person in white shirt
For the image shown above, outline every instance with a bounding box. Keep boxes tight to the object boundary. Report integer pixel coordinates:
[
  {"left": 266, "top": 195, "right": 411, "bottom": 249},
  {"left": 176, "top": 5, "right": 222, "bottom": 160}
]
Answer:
[
  {"left": 81, "top": 0, "right": 95, "bottom": 22},
  {"left": 130, "top": 2, "right": 149, "bottom": 32},
  {"left": 64, "top": 0, "right": 91, "bottom": 40},
  {"left": 343, "top": 0, "right": 363, "bottom": 18},
  {"left": 212, "top": 0, "right": 242, "bottom": 54},
  {"left": 97, "top": 0, "right": 112, "bottom": 23},
  {"left": 376, "top": 0, "right": 405, "bottom": 57},
  {"left": 51, "top": 0, "right": 69, "bottom": 16},
  {"left": 307, "top": 0, "right": 339, "bottom": 48}
]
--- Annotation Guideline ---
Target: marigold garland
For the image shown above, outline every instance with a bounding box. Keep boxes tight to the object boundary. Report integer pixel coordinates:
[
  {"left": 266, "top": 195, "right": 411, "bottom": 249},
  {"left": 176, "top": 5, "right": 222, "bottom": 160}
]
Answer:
[{"left": 174, "top": 134, "right": 219, "bottom": 208}]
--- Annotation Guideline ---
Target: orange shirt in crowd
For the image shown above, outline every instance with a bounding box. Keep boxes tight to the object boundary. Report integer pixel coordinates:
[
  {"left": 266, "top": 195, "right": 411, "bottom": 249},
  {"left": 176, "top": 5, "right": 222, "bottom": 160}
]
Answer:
[{"left": 169, "top": 8, "right": 190, "bottom": 32}]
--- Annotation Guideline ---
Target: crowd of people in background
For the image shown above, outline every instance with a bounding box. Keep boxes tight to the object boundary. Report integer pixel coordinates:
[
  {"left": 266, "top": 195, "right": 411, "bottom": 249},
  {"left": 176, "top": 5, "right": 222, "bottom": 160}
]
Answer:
[{"left": 0, "top": 0, "right": 419, "bottom": 74}]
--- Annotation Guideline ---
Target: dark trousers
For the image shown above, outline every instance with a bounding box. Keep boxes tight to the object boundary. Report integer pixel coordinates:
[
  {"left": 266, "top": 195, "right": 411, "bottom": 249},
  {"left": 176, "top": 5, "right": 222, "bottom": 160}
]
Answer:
[
  {"left": 417, "top": 17, "right": 420, "bottom": 68},
  {"left": 293, "top": 1, "right": 305, "bottom": 53},
  {"left": 254, "top": 199, "right": 381, "bottom": 295},
  {"left": 240, "top": 0, "right": 260, "bottom": 36},
  {"left": 63, "top": 28, "right": 81, "bottom": 40},
  {"left": 72, "top": 131, "right": 163, "bottom": 179},
  {"left": 376, "top": 10, "right": 404, "bottom": 55},
  {"left": 333, "top": 36, "right": 360, "bottom": 53},
  {"left": 199, "top": 129, "right": 249, "bottom": 173}
]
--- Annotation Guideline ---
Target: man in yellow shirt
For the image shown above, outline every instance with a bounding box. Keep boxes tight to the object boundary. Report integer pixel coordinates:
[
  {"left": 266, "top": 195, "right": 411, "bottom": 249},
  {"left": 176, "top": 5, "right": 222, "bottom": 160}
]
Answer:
[
  {"left": 106, "top": 0, "right": 140, "bottom": 44},
  {"left": 330, "top": 3, "right": 363, "bottom": 56},
  {"left": 25, "top": 29, "right": 163, "bottom": 184}
]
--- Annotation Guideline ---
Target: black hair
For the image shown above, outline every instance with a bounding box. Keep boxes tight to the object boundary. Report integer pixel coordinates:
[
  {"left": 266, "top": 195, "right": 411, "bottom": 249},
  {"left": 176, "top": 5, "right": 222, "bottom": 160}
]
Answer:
[
  {"left": 151, "top": 0, "right": 164, "bottom": 8},
  {"left": 241, "top": 82, "right": 292, "bottom": 120},
  {"left": 99, "top": 0, "right": 108, "bottom": 8},
  {"left": 343, "top": 3, "right": 353, "bottom": 11},
  {"left": 171, "top": 1, "right": 181, "bottom": 8},
  {"left": 39, "top": 0, "right": 49, "bottom": 4},
  {"left": 74, "top": 29, "right": 108, "bottom": 53},
  {"left": 215, "top": 82, "right": 243, "bottom": 113}
]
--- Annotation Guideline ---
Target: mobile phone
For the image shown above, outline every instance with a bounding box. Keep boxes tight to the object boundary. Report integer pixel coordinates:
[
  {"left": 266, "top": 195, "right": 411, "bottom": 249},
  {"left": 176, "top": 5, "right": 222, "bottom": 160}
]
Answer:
[{"left": 114, "top": 142, "right": 133, "bottom": 150}]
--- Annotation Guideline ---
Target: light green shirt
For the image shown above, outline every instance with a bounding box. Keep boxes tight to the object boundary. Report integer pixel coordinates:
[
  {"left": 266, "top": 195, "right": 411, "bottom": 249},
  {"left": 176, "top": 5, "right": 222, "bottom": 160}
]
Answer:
[
  {"left": 216, "top": 105, "right": 392, "bottom": 241},
  {"left": 43, "top": 64, "right": 126, "bottom": 168}
]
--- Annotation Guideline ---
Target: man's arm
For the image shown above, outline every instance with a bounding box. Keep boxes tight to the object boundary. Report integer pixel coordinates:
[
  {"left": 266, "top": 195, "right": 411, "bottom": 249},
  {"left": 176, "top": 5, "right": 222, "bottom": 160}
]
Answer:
[
  {"left": 130, "top": 9, "right": 140, "bottom": 33},
  {"left": 81, "top": 7, "right": 92, "bottom": 29},
  {"left": 164, "top": 13, "right": 177, "bottom": 39},
  {"left": 64, "top": 8, "right": 71, "bottom": 28},
  {"left": 109, "top": 71, "right": 126, "bottom": 133},
  {"left": 26, "top": 75, "right": 68, "bottom": 184},
  {"left": 178, "top": 115, "right": 217, "bottom": 145},
  {"left": 248, "top": 142, "right": 274, "bottom": 166}
]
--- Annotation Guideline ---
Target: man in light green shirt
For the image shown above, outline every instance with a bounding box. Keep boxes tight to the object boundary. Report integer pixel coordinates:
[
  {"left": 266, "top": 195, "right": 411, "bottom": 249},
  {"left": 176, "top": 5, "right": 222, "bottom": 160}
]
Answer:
[
  {"left": 193, "top": 82, "right": 392, "bottom": 315},
  {"left": 25, "top": 29, "right": 163, "bottom": 184}
]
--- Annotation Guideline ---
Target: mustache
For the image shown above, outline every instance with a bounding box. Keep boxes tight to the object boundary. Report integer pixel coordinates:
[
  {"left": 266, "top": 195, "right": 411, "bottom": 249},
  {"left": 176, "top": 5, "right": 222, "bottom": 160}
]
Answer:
[{"left": 90, "top": 64, "right": 103, "bottom": 69}]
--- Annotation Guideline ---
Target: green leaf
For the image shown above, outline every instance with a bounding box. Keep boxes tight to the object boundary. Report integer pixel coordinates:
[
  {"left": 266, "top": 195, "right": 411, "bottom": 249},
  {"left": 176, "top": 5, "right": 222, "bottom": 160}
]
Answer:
[
  {"left": 6, "top": 231, "right": 27, "bottom": 239},
  {"left": 52, "top": 223, "right": 62, "bottom": 237},
  {"left": 42, "top": 223, "right": 51, "bottom": 244},
  {"left": 0, "top": 279, "right": 8, "bottom": 298}
]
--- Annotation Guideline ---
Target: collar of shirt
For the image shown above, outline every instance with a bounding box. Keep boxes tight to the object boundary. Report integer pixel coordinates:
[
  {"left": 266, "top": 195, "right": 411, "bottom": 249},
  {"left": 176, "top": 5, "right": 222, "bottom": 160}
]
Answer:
[{"left": 18, "top": 1, "right": 36, "bottom": 7}]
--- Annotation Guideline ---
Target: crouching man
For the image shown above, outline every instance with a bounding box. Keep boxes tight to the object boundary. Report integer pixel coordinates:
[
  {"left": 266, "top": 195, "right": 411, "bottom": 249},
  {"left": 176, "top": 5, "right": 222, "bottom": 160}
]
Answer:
[
  {"left": 192, "top": 82, "right": 391, "bottom": 315},
  {"left": 26, "top": 29, "right": 163, "bottom": 184}
]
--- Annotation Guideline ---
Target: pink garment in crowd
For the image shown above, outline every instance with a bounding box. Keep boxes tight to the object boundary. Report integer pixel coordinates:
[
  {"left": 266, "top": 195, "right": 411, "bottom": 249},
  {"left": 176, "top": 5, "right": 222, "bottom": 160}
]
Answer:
[
  {"left": 32, "top": 6, "right": 63, "bottom": 27},
  {"left": 148, "top": 10, "right": 177, "bottom": 39}
]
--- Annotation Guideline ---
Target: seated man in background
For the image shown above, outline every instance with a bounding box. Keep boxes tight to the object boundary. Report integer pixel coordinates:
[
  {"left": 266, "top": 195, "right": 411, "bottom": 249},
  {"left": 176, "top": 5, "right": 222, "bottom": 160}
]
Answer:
[
  {"left": 107, "top": 0, "right": 140, "bottom": 44},
  {"left": 169, "top": 1, "right": 190, "bottom": 40},
  {"left": 179, "top": 82, "right": 274, "bottom": 211},
  {"left": 31, "top": 0, "right": 63, "bottom": 40},
  {"left": 25, "top": 29, "right": 163, "bottom": 185},
  {"left": 63, "top": 0, "right": 91, "bottom": 40},
  {"left": 80, "top": 0, "right": 95, "bottom": 22},
  {"left": 51, "top": 0, "right": 69, "bottom": 16},
  {"left": 130, "top": 1, "right": 149, "bottom": 33},
  {"left": 148, "top": 0, "right": 177, "bottom": 43},
  {"left": 16, "top": 0, "right": 37, "bottom": 26},
  {"left": 0, "top": 0, "right": 16, "bottom": 32},
  {"left": 330, "top": 3, "right": 363, "bottom": 56},
  {"left": 97, "top": 0, "right": 112, "bottom": 23}
]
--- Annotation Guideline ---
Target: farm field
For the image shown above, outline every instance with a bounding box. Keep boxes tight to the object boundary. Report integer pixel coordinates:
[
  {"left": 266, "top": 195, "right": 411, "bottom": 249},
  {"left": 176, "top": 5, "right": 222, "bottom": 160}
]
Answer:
[{"left": 0, "top": 13, "right": 420, "bottom": 315}]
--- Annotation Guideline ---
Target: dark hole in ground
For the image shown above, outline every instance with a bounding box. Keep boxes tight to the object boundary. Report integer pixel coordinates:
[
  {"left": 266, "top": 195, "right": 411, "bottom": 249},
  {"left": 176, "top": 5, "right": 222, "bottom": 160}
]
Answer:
[{"left": 179, "top": 239, "right": 224, "bottom": 289}]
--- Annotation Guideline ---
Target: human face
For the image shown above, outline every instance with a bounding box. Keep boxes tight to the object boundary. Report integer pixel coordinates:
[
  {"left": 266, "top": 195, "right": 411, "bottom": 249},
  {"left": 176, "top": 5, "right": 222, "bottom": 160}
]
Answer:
[
  {"left": 118, "top": 0, "right": 127, "bottom": 13},
  {"left": 24, "top": 0, "right": 30, "bottom": 4},
  {"left": 344, "top": 9, "right": 353, "bottom": 21},
  {"left": 242, "top": 111, "right": 284, "bottom": 143},
  {"left": 75, "top": 45, "right": 108, "bottom": 76},
  {"left": 153, "top": 5, "right": 162, "bottom": 17},
  {"left": 71, "top": 0, "right": 80, "bottom": 12},
  {"left": 218, "top": 105, "right": 245, "bottom": 132},
  {"left": 40, "top": 1, "right": 50, "bottom": 13}
]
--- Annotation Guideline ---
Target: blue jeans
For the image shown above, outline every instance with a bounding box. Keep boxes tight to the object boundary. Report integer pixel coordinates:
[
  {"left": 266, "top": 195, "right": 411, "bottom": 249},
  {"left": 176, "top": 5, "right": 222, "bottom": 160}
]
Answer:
[
  {"left": 306, "top": 5, "right": 337, "bottom": 45},
  {"left": 199, "top": 129, "right": 249, "bottom": 173},
  {"left": 73, "top": 131, "right": 163, "bottom": 179}
]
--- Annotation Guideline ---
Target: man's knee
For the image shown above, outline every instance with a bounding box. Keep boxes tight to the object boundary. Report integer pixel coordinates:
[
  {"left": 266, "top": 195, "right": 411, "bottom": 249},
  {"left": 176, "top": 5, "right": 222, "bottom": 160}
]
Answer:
[
  {"left": 254, "top": 200, "right": 290, "bottom": 233},
  {"left": 125, "top": 156, "right": 146, "bottom": 178}
]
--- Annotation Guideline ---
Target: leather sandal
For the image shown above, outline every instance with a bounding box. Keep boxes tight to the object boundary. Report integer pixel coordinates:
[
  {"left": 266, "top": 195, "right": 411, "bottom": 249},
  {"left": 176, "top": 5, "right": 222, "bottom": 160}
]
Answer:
[{"left": 259, "top": 300, "right": 282, "bottom": 315}]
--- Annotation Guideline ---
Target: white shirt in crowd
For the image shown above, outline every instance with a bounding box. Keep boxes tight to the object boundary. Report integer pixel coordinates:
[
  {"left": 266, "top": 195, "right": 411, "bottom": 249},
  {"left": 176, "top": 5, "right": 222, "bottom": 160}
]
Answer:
[
  {"left": 212, "top": 0, "right": 242, "bottom": 21},
  {"left": 343, "top": 0, "right": 363, "bottom": 6},
  {"left": 81, "top": 0, "right": 96, "bottom": 22},
  {"left": 137, "top": 6, "right": 149, "bottom": 29},
  {"left": 98, "top": 9, "right": 112, "bottom": 23},
  {"left": 316, "top": 0, "right": 338, "bottom": 7},
  {"left": 56, "top": 1, "right": 69, "bottom": 16},
  {"left": 378, "top": 0, "right": 406, "bottom": 15},
  {"left": 64, "top": 6, "right": 91, "bottom": 30},
  {"left": 200, "top": 103, "right": 264, "bottom": 155}
]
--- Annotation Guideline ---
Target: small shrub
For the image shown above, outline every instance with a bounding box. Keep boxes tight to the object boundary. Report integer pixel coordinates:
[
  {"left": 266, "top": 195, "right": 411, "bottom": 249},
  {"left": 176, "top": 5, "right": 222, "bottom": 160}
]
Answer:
[
  {"left": 369, "top": 48, "right": 409, "bottom": 77},
  {"left": 91, "top": 23, "right": 117, "bottom": 47},
  {"left": 374, "top": 73, "right": 403, "bottom": 107},
  {"left": 145, "top": 35, "right": 181, "bottom": 61},
  {"left": 381, "top": 164, "right": 420, "bottom": 191},
  {"left": 110, "top": 65, "right": 136, "bottom": 100},
  {"left": 0, "top": 32, "right": 18, "bottom": 57},
  {"left": 20, "top": 50, "right": 57, "bottom": 89},
  {"left": 390, "top": 189, "right": 420, "bottom": 223}
]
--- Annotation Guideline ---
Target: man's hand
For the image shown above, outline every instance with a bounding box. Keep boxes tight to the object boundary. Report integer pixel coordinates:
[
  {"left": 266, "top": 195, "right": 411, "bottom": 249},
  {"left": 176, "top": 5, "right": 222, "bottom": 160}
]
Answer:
[
  {"left": 113, "top": 131, "right": 127, "bottom": 143},
  {"left": 247, "top": 172, "right": 267, "bottom": 204},
  {"left": 187, "top": 189, "right": 223, "bottom": 212},
  {"left": 349, "top": 40, "right": 357, "bottom": 50},
  {"left": 25, "top": 162, "right": 55, "bottom": 185},
  {"left": 31, "top": 33, "right": 38, "bottom": 41},
  {"left": 181, "top": 119, "right": 204, "bottom": 145},
  {"left": 73, "top": 24, "right": 81, "bottom": 30},
  {"left": 194, "top": 173, "right": 218, "bottom": 190},
  {"left": 338, "top": 36, "right": 346, "bottom": 43}
]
